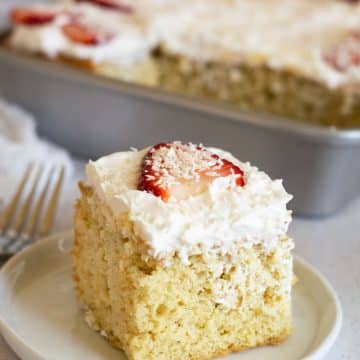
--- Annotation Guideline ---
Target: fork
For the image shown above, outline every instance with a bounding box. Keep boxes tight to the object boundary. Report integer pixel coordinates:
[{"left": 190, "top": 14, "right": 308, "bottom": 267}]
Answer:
[{"left": 0, "top": 163, "right": 65, "bottom": 255}]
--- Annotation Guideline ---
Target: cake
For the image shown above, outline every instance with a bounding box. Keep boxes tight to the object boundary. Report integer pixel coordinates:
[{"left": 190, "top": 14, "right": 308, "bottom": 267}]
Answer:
[
  {"left": 154, "top": 0, "right": 360, "bottom": 128},
  {"left": 7, "top": 1, "right": 158, "bottom": 86},
  {"left": 7, "top": 0, "right": 360, "bottom": 127},
  {"left": 72, "top": 141, "right": 294, "bottom": 360}
]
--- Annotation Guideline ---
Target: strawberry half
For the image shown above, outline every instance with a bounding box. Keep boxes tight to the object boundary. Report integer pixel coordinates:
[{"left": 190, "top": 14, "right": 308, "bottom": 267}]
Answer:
[
  {"left": 138, "top": 142, "right": 245, "bottom": 201},
  {"left": 75, "top": 0, "right": 134, "bottom": 14},
  {"left": 10, "top": 8, "right": 57, "bottom": 26},
  {"left": 323, "top": 31, "right": 360, "bottom": 71},
  {"left": 61, "top": 22, "right": 114, "bottom": 46}
]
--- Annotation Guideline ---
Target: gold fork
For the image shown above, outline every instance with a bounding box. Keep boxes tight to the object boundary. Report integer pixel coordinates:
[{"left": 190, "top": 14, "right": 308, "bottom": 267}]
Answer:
[{"left": 0, "top": 163, "right": 65, "bottom": 255}]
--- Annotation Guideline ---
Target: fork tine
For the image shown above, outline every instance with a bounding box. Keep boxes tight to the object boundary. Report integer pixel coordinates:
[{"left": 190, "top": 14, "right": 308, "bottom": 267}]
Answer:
[
  {"left": 22, "top": 166, "right": 54, "bottom": 240},
  {"left": 39, "top": 165, "right": 65, "bottom": 237},
  {"left": 0, "top": 163, "right": 33, "bottom": 234},
  {"left": 6, "top": 165, "right": 44, "bottom": 239}
]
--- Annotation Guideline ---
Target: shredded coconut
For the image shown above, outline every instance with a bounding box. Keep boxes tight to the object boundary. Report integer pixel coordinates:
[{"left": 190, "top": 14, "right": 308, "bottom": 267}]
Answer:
[{"left": 145, "top": 142, "right": 226, "bottom": 187}]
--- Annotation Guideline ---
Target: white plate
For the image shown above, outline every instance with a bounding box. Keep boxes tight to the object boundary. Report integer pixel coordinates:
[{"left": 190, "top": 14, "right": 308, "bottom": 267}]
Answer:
[{"left": 0, "top": 232, "right": 342, "bottom": 360}]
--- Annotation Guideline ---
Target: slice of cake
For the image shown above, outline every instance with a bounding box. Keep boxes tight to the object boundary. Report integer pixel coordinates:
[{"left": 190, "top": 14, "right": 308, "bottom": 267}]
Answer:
[
  {"left": 8, "top": 1, "right": 158, "bottom": 86},
  {"left": 72, "top": 141, "right": 294, "bottom": 360}
]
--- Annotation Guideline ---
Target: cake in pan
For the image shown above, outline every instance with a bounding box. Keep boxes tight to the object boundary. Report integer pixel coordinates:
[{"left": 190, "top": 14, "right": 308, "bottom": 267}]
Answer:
[
  {"left": 72, "top": 141, "right": 294, "bottom": 360},
  {"left": 8, "top": 1, "right": 158, "bottom": 86},
  {"left": 155, "top": 0, "right": 360, "bottom": 128},
  {"left": 7, "top": 0, "right": 360, "bottom": 127}
]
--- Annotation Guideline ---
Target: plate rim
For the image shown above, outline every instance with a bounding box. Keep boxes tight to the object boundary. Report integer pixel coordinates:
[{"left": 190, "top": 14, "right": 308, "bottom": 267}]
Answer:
[
  {"left": 0, "top": 231, "right": 342, "bottom": 360},
  {"left": 292, "top": 256, "right": 342, "bottom": 360}
]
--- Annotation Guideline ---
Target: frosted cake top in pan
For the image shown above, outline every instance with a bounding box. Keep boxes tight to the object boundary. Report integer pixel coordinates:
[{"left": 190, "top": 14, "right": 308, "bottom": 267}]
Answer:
[{"left": 9, "top": 1, "right": 157, "bottom": 65}]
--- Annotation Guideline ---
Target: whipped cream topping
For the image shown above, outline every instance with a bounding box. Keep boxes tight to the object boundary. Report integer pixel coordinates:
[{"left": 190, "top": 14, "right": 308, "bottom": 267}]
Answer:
[
  {"left": 10, "top": 0, "right": 360, "bottom": 87},
  {"left": 9, "top": 2, "right": 157, "bottom": 65},
  {"left": 154, "top": 0, "right": 360, "bottom": 88},
  {"left": 86, "top": 145, "right": 293, "bottom": 264}
]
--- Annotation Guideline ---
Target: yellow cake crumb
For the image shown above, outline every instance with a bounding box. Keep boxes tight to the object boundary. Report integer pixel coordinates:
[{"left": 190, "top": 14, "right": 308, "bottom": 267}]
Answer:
[{"left": 72, "top": 183, "right": 293, "bottom": 360}]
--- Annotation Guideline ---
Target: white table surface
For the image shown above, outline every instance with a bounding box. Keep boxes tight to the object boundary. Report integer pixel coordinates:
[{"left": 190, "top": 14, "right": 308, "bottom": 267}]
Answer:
[{"left": 0, "top": 176, "right": 359, "bottom": 359}]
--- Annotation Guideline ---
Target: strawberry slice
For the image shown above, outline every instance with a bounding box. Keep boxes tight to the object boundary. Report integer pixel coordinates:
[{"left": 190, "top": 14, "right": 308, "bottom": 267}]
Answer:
[
  {"left": 10, "top": 8, "right": 56, "bottom": 26},
  {"left": 62, "top": 22, "right": 114, "bottom": 46},
  {"left": 138, "top": 142, "right": 245, "bottom": 201},
  {"left": 323, "top": 31, "right": 360, "bottom": 71},
  {"left": 75, "top": 0, "right": 134, "bottom": 14}
]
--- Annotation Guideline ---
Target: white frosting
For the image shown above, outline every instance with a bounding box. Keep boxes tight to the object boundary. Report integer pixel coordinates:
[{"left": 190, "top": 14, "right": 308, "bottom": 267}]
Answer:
[
  {"left": 86, "top": 146, "right": 292, "bottom": 263},
  {"left": 153, "top": 0, "right": 360, "bottom": 88},
  {"left": 9, "top": 3, "right": 156, "bottom": 65},
  {"left": 10, "top": 0, "right": 360, "bottom": 87}
]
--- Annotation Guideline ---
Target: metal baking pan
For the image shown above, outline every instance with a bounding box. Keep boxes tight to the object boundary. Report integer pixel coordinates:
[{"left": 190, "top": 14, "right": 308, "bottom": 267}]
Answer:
[{"left": 0, "top": 46, "right": 359, "bottom": 217}]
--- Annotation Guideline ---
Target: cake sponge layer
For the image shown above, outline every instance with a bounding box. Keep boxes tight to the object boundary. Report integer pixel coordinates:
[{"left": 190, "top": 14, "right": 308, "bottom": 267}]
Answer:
[
  {"left": 72, "top": 184, "right": 293, "bottom": 360},
  {"left": 157, "top": 53, "right": 360, "bottom": 128}
]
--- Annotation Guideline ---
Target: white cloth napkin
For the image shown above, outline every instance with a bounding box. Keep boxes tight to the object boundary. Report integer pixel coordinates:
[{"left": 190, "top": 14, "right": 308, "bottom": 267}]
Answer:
[{"left": 0, "top": 98, "right": 81, "bottom": 231}]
